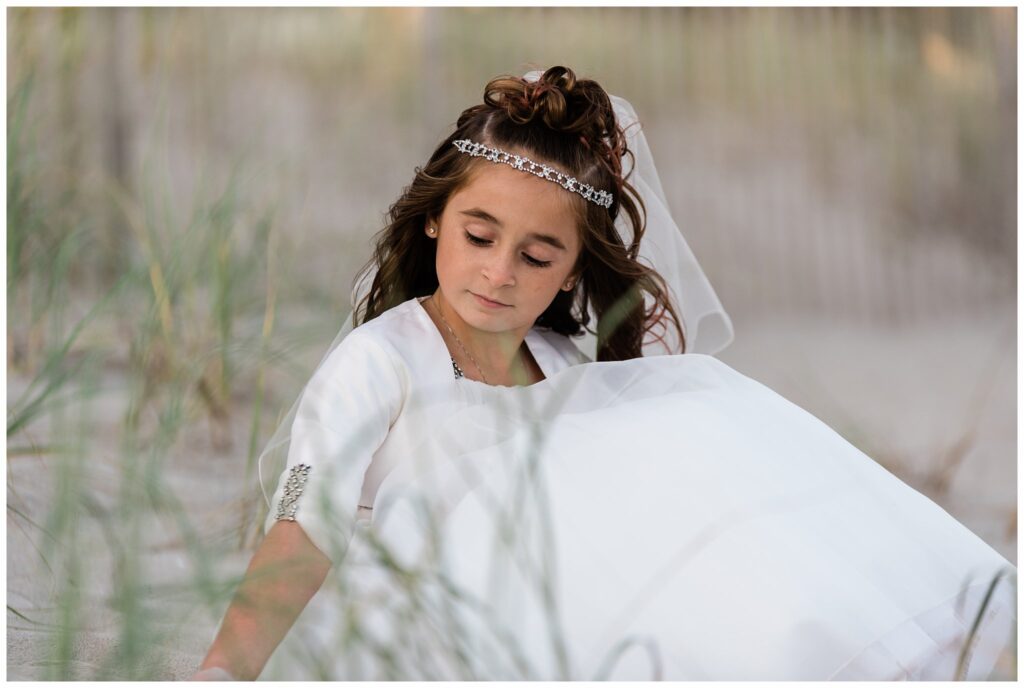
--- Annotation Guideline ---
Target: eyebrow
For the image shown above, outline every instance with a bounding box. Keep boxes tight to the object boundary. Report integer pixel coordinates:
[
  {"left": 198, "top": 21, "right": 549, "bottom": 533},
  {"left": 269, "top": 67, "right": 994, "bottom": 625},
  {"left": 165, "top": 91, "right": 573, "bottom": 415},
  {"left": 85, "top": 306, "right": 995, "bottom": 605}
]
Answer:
[{"left": 458, "top": 207, "right": 568, "bottom": 251}]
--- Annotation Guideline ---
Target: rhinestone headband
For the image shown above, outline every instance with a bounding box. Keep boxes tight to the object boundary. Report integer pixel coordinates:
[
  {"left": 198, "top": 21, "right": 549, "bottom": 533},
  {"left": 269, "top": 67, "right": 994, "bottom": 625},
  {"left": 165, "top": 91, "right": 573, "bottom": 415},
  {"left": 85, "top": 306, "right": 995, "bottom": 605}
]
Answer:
[{"left": 452, "top": 139, "right": 613, "bottom": 209}]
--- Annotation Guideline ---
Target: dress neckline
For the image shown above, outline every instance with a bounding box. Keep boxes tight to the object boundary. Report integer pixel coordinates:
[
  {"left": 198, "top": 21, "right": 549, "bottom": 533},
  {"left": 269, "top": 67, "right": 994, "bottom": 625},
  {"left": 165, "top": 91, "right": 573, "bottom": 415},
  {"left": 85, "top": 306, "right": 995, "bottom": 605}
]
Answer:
[{"left": 414, "top": 295, "right": 550, "bottom": 388}]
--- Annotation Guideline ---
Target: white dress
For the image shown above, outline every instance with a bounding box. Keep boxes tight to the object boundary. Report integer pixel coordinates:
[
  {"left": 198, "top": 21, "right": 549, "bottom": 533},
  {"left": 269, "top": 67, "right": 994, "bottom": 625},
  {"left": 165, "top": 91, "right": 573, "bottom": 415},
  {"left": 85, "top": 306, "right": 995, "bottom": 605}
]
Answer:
[{"left": 257, "top": 296, "right": 1015, "bottom": 680}]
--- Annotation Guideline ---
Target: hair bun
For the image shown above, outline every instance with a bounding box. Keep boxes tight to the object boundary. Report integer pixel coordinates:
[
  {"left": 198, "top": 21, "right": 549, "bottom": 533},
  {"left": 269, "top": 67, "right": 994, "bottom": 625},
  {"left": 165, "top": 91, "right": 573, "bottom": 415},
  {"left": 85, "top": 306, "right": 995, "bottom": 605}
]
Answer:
[
  {"left": 526, "top": 66, "right": 574, "bottom": 128},
  {"left": 482, "top": 65, "right": 628, "bottom": 183},
  {"left": 484, "top": 66, "right": 608, "bottom": 136}
]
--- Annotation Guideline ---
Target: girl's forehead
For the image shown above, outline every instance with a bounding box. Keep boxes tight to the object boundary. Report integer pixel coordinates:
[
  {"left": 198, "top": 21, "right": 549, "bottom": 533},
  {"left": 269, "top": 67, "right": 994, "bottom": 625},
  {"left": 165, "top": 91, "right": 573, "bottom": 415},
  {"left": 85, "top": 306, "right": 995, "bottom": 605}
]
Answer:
[{"left": 452, "top": 161, "right": 579, "bottom": 223}]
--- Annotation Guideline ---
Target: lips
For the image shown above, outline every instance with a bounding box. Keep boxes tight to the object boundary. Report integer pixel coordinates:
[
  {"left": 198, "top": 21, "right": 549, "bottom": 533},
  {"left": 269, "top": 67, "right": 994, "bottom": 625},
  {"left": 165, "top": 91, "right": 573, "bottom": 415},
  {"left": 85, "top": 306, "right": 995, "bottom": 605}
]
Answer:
[{"left": 472, "top": 292, "right": 509, "bottom": 307}]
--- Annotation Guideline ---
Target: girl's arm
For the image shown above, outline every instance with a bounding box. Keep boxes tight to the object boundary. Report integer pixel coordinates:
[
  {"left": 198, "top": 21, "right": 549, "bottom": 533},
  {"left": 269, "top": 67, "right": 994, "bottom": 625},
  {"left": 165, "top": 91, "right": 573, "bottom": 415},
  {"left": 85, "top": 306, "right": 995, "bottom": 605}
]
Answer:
[{"left": 191, "top": 520, "right": 332, "bottom": 680}]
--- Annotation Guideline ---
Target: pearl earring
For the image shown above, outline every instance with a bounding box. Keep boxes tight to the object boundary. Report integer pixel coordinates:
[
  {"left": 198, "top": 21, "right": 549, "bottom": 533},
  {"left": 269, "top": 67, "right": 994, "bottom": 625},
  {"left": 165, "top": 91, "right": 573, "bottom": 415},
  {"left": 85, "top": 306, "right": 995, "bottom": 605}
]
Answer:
[{"left": 427, "top": 226, "right": 437, "bottom": 236}]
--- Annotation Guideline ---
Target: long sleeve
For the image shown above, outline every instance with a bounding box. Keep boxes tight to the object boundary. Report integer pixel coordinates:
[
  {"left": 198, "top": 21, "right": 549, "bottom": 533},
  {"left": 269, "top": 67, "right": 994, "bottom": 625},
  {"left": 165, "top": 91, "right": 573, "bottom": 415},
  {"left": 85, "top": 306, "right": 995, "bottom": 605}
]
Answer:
[{"left": 262, "top": 330, "right": 406, "bottom": 565}]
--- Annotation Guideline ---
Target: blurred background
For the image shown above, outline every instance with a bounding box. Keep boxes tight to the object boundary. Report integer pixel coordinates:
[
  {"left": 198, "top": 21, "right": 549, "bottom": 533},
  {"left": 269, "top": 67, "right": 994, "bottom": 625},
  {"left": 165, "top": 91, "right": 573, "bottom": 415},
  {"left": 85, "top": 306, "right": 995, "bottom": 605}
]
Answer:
[{"left": 7, "top": 6, "right": 1016, "bottom": 680}]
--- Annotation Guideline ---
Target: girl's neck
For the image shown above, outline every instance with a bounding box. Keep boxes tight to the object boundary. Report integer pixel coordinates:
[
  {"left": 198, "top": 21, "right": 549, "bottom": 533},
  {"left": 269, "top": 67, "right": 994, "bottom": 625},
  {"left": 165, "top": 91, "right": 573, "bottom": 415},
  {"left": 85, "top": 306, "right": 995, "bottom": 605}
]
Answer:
[{"left": 424, "top": 291, "right": 536, "bottom": 385}]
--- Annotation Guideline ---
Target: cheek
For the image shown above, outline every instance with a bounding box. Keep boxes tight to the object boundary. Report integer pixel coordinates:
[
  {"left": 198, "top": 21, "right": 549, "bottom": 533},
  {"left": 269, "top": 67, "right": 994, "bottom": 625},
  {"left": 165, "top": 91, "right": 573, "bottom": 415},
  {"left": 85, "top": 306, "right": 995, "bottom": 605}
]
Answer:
[{"left": 435, "top": 236, "right": 471, "bottom": 277}]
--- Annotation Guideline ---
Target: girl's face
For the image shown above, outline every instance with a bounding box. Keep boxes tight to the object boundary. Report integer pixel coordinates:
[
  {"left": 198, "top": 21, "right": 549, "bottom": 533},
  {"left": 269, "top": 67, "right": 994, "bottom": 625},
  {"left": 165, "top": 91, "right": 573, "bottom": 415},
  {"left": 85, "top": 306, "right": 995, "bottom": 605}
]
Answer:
[{"left": 427, "top": 160, "right": 583, "bottom": 336}]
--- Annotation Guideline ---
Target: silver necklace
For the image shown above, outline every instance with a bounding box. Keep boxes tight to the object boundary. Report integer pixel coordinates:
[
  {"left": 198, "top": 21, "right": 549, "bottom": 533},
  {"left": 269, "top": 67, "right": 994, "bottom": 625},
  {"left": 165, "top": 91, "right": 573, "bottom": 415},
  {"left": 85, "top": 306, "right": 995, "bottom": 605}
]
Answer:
[{"left": 428, "top": 295, "right": 491, "bottom": 384}]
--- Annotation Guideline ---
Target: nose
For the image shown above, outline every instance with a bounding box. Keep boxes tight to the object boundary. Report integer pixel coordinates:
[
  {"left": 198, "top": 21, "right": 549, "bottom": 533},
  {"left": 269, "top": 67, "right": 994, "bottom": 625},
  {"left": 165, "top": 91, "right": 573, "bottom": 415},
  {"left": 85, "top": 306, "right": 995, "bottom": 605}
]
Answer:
[{"left": 481, "top": 248, "right": 517, "bottom": 287}]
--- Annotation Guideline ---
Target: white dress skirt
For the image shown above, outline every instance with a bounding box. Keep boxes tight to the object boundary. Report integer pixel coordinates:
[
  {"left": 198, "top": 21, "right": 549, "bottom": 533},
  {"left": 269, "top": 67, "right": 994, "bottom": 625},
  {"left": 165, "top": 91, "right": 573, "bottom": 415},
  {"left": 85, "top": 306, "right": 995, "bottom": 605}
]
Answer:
[{"left": 259, "top": 348, "right": 1015, "bottom": 680}]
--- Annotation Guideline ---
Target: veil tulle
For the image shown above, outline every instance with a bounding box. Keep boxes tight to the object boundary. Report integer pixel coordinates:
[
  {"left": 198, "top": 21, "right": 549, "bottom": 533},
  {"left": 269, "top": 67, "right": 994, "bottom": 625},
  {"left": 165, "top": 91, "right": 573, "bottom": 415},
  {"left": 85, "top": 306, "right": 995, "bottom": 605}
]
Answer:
[{"left": 257, "top": 69, "right": 734, "bottom": 509}]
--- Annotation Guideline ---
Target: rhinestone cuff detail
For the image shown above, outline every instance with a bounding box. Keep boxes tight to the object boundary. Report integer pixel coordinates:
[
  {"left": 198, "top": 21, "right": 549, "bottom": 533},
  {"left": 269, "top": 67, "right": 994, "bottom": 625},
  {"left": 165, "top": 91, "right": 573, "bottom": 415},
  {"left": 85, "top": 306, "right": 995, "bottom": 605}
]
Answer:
[
  {"left": 275, "top": 463, "right": 311, "bottom": 521},
  {"left": 452, "top": 139, "right": 613, "bottom": 209}
]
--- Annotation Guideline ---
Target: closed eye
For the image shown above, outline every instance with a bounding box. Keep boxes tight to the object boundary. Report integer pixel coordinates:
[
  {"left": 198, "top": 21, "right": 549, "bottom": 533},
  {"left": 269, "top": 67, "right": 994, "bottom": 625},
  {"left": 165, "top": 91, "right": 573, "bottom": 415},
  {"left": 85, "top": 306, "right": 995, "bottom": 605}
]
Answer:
[{"left": 464, "top": 231, "right": 552, "bottom": 268}]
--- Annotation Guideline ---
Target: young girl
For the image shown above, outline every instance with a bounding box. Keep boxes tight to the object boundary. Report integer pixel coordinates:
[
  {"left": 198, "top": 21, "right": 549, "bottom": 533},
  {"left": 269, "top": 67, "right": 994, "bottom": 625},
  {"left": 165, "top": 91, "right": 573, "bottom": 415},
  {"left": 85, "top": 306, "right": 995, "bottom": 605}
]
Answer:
[{"left": 192, "top": 66, "right": 1015, "bottom": 681}]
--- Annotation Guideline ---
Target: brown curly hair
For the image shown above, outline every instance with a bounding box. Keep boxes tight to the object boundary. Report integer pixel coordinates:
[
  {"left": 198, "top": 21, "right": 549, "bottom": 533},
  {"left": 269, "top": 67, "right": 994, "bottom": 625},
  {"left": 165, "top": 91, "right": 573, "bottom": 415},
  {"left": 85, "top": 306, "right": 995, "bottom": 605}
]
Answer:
[{"left": 352, "top": 65, "right": 685, "bottom": 360}]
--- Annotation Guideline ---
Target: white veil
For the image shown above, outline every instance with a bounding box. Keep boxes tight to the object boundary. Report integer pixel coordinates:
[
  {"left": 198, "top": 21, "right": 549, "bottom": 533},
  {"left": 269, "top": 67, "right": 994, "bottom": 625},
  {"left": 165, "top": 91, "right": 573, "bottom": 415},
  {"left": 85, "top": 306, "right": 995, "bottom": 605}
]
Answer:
[{"left": 257, "top": 69, "right": 735, "bottom": 509}]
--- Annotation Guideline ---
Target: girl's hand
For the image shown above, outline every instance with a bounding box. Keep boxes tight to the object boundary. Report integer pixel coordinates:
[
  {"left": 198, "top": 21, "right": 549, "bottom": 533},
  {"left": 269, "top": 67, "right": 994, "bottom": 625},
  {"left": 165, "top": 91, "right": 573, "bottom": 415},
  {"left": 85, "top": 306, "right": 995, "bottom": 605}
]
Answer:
[{"left": 188, "top": 666, "right": 237, "bottom": 681}]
